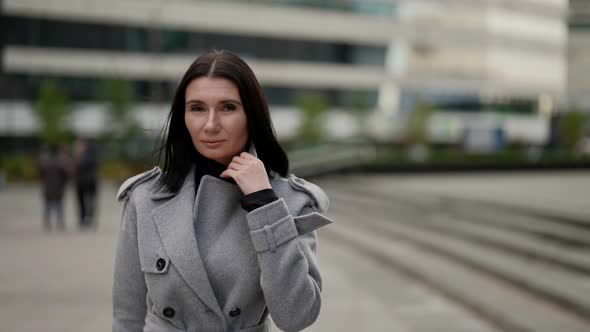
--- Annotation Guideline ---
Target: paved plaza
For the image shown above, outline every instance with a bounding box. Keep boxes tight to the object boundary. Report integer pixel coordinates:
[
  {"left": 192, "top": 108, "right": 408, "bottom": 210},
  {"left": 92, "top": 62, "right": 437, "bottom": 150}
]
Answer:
[{"left": 1, "top": 171, "right": 588, "bottom": 331}]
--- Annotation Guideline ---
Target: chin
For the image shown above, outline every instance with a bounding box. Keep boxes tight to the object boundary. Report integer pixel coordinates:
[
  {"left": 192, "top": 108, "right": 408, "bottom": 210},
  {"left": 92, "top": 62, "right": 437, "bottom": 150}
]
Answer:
[{"left": 198, "top": 149, "right": 227, "bottom": 163}]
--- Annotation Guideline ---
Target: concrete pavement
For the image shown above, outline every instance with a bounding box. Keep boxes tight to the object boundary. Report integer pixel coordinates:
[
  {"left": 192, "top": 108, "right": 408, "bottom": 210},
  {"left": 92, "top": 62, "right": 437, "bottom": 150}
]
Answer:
[{"left": 0, "top": 180, "right": 498, "bottom": 332}]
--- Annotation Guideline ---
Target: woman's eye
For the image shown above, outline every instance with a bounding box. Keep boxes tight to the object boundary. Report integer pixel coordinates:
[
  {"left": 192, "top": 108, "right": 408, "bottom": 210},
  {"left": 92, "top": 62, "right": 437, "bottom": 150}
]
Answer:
[
  {"left": 223, "top": 104, "right": 237, "bottom": 112},
  {"left": 190, "top": 105, "right": 204, "bottom": 112}
]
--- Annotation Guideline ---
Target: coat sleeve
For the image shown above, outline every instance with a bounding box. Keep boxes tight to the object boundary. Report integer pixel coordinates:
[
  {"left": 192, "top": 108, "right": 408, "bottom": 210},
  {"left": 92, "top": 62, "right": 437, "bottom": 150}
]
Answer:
[
  {"left": 112, "top": 197, "right": 147, "bottom": 332},
  {"left": 246, "top": 193, "right": 333, "bottom": 332}
]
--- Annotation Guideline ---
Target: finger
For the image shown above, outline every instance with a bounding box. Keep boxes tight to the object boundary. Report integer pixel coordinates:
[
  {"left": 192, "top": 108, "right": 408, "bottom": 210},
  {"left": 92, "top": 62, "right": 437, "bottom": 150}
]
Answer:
[
  {"left": 220, "top": 169, "right": 237, "bottom": 179},
  {"left": 228, "top": 162, "right": 245, "bottom": 171},
  {"left": 229, "top": 159, "right": 248, "bottom": 168},
  {"left": 240, "top": 152, "right": 255, "bottom": 159},
  {"left": 231, "top": 156, "right": 248, "bottom": 165}
]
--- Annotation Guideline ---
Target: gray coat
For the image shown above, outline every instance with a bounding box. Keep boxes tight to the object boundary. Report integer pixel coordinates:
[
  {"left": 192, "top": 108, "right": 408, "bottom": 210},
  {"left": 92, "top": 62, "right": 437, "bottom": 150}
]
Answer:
[{"left": 113, "top": 163, "right": 332, "bottom": 332}]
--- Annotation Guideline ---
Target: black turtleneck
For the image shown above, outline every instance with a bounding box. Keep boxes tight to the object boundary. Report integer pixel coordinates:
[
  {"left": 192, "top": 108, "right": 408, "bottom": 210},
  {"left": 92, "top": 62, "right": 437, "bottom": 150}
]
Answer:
[{"left": 194, "top": 153, "right": 279, "bottom": 212}]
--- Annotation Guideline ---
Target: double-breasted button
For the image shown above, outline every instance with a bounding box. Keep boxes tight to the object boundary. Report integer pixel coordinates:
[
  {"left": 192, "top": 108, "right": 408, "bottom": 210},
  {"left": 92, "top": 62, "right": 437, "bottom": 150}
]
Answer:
[
  {"left": 163, "top": 307, "right": 175, "bottom": 318},
  {"left": 156, "top": 258, "right": 166, "bottom": 271},
  {"left": 229, "top": 307, "right": 241, "bottom": 317}
]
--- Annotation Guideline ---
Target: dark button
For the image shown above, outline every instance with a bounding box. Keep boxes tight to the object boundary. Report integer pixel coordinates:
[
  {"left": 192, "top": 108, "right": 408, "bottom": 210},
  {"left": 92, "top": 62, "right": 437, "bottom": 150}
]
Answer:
[
  {"left": 156, "top": 258, "right": 166, "bottom": 271},
  {"left": 229, "top": 307, "right": 241, "bottom": 317},
  {"left": 163, "top": 307, "right": 175, "bottom": 318}
]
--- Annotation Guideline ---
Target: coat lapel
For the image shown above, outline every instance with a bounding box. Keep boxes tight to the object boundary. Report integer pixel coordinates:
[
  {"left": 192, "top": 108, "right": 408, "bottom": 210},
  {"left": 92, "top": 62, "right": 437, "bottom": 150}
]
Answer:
[
  {"left": 149, "top": 143, "right": 258, "bottom": 320},
  {"left": 151, "top": 167, "right": 224, "bottom": 319}
]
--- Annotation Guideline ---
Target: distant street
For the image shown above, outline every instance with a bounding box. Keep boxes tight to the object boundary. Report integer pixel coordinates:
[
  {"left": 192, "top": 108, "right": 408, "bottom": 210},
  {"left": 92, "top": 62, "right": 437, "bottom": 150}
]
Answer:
[{"left": 1, "top": 171, "right": 589, "bottom": 332}]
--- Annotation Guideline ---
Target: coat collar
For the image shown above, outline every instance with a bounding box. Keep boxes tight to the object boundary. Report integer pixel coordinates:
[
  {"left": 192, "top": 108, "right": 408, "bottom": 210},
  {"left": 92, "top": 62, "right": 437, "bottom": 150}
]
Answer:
[{"left": 150, "top": 143, "right": 259, "bottom": 201}]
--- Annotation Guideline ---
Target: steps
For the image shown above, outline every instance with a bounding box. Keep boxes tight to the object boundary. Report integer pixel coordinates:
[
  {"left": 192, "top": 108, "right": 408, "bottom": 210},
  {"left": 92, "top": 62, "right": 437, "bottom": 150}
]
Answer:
[
  {"left": 330, "top": 190, "right": 590, "bottom": 275},
  {"left": 320, "top": 181, "right": 590, "bottom": 332}
]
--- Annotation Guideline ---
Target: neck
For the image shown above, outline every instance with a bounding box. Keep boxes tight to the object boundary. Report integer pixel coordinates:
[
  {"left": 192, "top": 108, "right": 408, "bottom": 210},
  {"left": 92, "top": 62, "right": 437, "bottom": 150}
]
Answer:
[{"left": 193, "top": 154, "right": 234, "bottom": 186}]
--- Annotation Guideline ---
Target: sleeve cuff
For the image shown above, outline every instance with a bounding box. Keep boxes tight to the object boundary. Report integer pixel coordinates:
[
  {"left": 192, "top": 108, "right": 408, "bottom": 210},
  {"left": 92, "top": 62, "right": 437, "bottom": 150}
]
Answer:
[
  {"left": 247, "top": 198, "right": 298, "bottom": 253},
  {"left": 240, "top": 189, "right": 279, "bottom": 212}
]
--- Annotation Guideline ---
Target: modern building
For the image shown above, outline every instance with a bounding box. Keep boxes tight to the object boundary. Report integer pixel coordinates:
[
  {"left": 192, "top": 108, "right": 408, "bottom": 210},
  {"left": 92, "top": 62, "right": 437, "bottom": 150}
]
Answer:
[
  {"left": 374, "top": 0, "right": 567, "bottom": 147},
  {"left": 568, "top": 0, "right": 590, "bottom": 112},
  {"left": 0, "top": 0, "right": 569, "bottom": 147}
]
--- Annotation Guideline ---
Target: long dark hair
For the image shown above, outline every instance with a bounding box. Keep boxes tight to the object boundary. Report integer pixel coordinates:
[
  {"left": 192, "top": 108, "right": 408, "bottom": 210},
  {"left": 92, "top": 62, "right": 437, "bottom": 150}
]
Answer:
[{"left": 155, "top": 49, "right": 289, "bottom": 193}]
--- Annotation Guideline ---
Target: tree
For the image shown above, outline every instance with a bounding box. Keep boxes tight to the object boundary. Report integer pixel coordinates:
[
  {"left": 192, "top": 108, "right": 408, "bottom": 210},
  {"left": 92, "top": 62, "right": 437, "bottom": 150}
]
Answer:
[
  {"left": 33, "top": 80, "right": 71, "bottom": 145},
  {"left": 100, "top": 78, "right": 138, "bottom": 139},
  {"left": 351, "top": 92, "right": 370, "bottom": 140},
  {"left": 99, "top": 78, "right": 141, "bottom": 161},
  {"left": 295, "top": 94, "right": 329, "bottom": 147},
  {"left": 405, "top": 99, "right": 434, "bottom": 145}
]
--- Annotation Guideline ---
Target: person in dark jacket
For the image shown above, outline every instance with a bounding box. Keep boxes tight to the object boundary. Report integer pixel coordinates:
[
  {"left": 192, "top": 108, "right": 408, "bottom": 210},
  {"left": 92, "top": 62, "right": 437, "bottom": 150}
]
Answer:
[
  {"left": 74, "top": 137, "right": 99, "bottom": 230},
  {"left": 113, "top": 50, "right": 333, "bottom": 332},
  {"left": 39, "top": 144, "right": 68, "bottom": 231}
]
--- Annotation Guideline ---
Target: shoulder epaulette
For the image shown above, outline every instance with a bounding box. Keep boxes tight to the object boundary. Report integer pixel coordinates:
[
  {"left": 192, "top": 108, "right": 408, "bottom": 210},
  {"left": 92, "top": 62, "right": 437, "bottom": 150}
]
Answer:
[
  {"left": 117, "top": 167, "right": 161, "bottom": 202},
  {"left": 287, "top": 174, "right": 329, "bottom": 212}
]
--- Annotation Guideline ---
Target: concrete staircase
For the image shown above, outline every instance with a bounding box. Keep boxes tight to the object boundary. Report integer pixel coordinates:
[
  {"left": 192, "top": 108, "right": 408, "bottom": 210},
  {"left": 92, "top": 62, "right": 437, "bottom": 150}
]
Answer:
[{"left": 320, "top": 180, "right": 590, "bottom": 332}]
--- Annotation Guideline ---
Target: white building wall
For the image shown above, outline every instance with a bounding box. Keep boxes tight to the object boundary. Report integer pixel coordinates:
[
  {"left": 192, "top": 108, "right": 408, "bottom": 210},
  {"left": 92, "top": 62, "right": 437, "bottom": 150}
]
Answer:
[
  {"left": 392, "top": 0, "right": 567, "bottom": 98},
  {"left": 399, "top": 2, "right": 487, "bottom": 33},
  {"left": 485, "top": 7, "right": 567, "bottom": 95},
  {"left": 486, "top": 47, "right": 565, "bottom": 94},
  {"left": 2, "top": 47, "right": 386, "bottom": 90},
  {"left": 522, "top": 0, "right": 567, "bottom": 8},
  {"left": 407, "top": 46, "right": 487, "bottom": 79},
  {"left": 487, "top": 8, "right": 566, "bottom": 45}
]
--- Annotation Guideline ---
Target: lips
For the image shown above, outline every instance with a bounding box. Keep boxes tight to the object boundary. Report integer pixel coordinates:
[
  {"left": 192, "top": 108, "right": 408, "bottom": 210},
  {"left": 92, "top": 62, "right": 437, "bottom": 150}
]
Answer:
[{"left": 201, "top": 140, "right": 225, "bottom": 148}]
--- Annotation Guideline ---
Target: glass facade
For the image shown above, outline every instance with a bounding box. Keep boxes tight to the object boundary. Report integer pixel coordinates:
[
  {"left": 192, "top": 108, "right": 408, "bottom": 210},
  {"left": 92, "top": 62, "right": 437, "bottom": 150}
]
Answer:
[
  {"left": 213, "top": 0, "right": 397, "bottom": 18},
  {"left": 0, "top": 16, "right": 386, "bottom": 66},
  {"left": 570, "top": 0, "right": 590, "bottom": 33},
  {"left": 0, "top": 15, "right": 384, "bottom": 107},
  {"left": 400, "top": 90, "right": 537, "bottom": 115}
]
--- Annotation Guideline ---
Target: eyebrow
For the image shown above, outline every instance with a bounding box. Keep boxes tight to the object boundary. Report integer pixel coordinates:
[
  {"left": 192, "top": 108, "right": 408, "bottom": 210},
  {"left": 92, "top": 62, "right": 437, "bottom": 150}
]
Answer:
[{"left": 185, "top": 99, "right": 242, "bottom": 105}]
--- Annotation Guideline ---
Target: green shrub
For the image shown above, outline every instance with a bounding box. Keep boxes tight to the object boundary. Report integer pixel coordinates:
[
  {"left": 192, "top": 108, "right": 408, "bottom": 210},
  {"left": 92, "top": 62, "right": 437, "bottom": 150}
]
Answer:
[
  {"left": 559, "top": 110, "right": 587, "bottom": 152},
  {"left": 406, "top": 100, "right": 435, "bottom": 145},
  {"left": 1, "top": 155, "right": 39, "bottom": 182}
]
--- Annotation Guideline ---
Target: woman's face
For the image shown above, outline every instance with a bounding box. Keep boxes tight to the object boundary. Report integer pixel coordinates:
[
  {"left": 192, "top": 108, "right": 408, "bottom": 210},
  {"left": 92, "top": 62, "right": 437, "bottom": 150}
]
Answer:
[{"left": 184, "top": 77, "right": 248, "bottom": 166}]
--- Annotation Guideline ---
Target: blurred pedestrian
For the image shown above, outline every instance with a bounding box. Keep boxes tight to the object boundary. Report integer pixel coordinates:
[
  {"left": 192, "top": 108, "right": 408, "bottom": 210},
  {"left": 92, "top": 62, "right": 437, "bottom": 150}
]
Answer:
[
  {"left": 74, "top": 137, "right": 99, "bottom": 230},
  {"left": 38, "top": 144, "right": 68, "bottom": 232},
  {"left": 113, "top": 50, "right": 333, "bottom": 332},
  {"left": 0, "top": 168, "right": 5, "bottom": 191}
]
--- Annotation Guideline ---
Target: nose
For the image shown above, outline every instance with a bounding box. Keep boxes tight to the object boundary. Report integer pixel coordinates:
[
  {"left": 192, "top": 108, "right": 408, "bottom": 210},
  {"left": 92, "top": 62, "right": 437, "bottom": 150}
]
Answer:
[{"left": 203, "top": 109, "right": 220, "bottom": 132}]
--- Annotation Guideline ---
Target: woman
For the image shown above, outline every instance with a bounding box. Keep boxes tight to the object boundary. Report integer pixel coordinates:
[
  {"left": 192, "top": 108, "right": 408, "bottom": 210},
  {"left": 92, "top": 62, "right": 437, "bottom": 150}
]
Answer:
[{"left": 113, "top": 50, "right": 332, "bottom": 332}]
